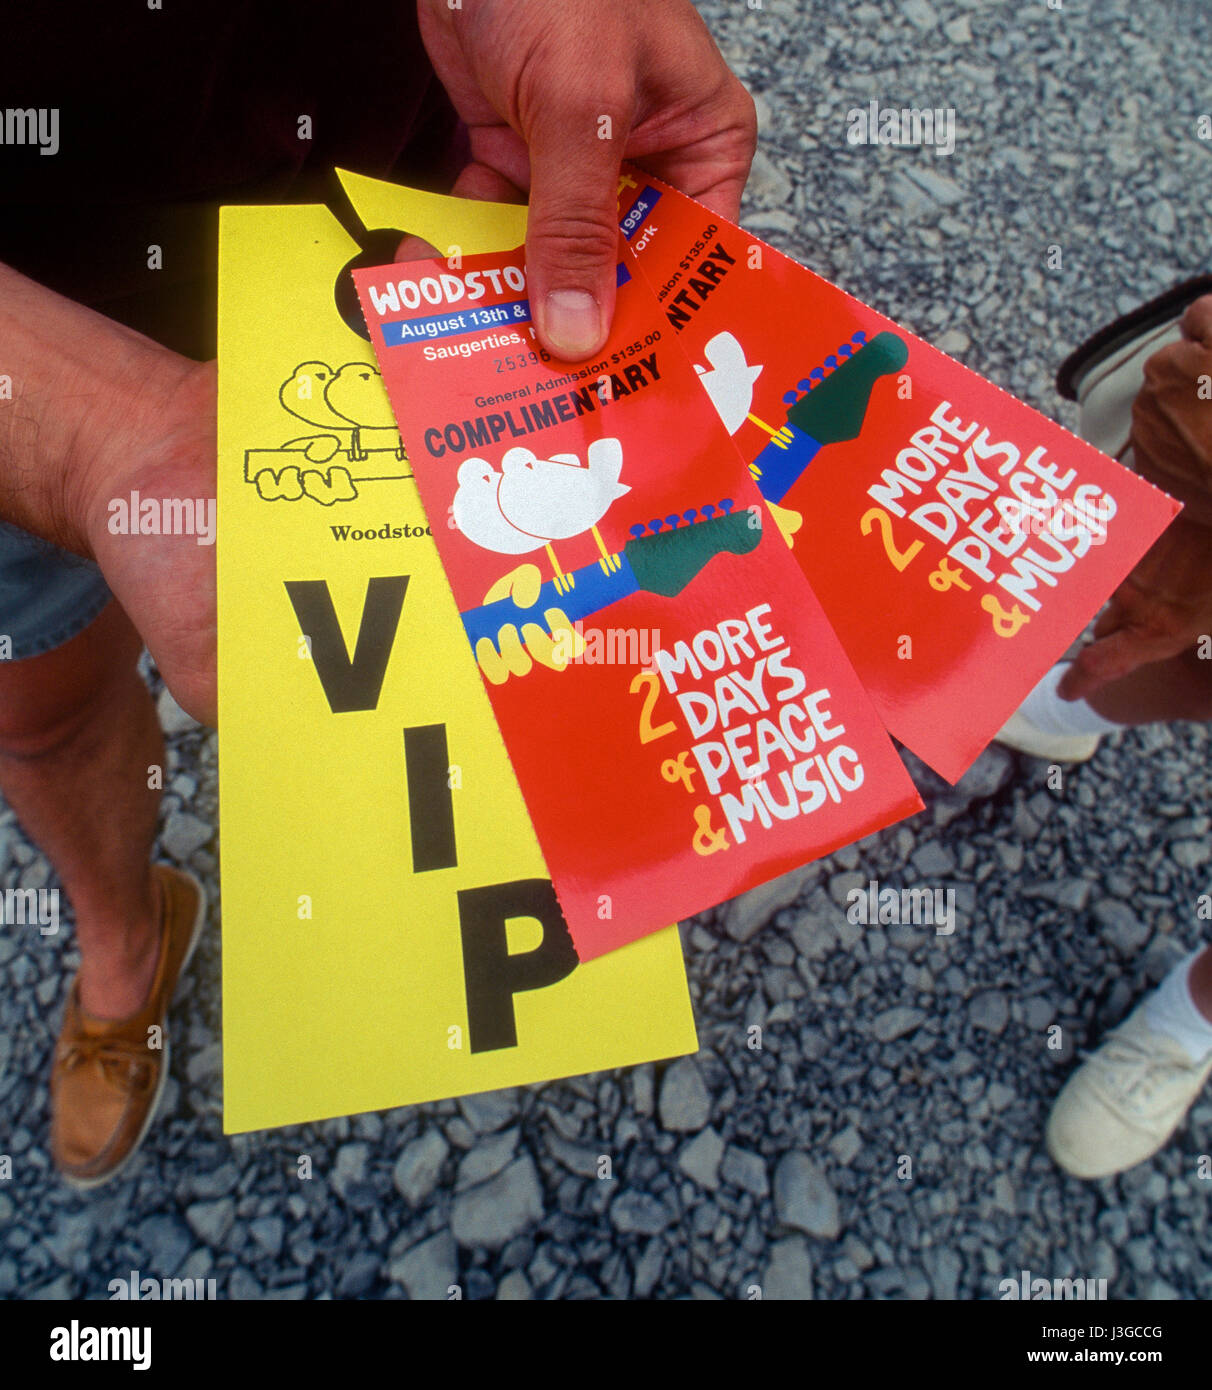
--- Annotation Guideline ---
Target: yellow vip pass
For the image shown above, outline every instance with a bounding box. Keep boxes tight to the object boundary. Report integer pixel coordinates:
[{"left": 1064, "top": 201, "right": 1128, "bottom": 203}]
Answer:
[{"left": 217, "top": 171, "right": 696, "bottom": 1132}]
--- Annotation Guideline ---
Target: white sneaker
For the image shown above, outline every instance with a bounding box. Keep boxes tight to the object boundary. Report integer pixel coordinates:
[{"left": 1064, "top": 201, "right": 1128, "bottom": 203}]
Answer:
[
  {"left": 994, "top": 709, "right": 1101, "bottom": 763},
  {"left": 1046, "top": 1001, "right": 1212, "bottom": 1179}
]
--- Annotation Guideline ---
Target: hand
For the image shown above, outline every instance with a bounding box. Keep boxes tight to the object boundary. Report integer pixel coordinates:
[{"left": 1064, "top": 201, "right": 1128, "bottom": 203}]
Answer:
[
  {"left": 0, "top": 260, "right": 219, "bottom": 726},
  {"left": 417, "top": 0, "right": 756, "bottom": 361},
  {"left": 1058, "top": 296, "right": 1212, "bottom": 702},
  {"left": 474, "top": 563, "right": 585, "bottom": 684},
  {"left": 1058, "top": 515, "right": 1212, "bottom": 701},
  {"left": 1125, "top": 295, "right": 1212, "bottom": 522},
  {"left": 77, "top": 357, "right": 219, "bottom": 726}
]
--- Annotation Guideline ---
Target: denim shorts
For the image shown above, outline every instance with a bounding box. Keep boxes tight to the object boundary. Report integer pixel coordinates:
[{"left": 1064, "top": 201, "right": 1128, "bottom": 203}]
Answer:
[{"left": 0, "top": 520, "right": 112, "bottom": 661}]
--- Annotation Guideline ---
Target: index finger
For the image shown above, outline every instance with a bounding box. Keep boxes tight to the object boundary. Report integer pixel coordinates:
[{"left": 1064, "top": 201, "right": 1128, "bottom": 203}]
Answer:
[{"left": 1058, "top": 621, "right": 1181, "bottom": 700}]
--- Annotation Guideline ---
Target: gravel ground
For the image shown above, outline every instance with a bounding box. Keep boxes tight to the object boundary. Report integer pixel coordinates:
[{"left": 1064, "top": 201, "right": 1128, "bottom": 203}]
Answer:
[{"left": 2, "top": 0, "right": 1211, "bottom": 1300}]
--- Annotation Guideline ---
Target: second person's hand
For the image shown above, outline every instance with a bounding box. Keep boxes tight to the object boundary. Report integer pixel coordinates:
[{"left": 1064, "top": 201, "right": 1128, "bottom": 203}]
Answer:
[{"left": 1059, "top": 295, "right": 1212, "bottom": 703}]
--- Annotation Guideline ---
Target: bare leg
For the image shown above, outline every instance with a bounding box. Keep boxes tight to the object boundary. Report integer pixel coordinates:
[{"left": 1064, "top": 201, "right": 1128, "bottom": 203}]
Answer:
[{"left": 0, "top": 601, "right": 163, "bottom": 1018}]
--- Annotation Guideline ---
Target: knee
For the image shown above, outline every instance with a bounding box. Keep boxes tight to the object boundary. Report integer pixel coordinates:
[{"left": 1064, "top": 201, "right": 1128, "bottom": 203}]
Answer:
[
  {"left": 0, "top": 659, "right": 102, "bottom": 757},
  {"left": 0, "top": 608, "right": 138, "bottom": 757}
]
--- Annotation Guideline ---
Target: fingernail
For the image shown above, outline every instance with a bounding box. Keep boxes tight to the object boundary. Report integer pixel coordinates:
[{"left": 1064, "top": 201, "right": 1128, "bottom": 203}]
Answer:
[{"left": 542, "top": 290, "right": 603, "bottom": 360}]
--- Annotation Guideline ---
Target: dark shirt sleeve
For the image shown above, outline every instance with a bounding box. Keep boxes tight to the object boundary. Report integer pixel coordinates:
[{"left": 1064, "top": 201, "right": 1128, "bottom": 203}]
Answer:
[{"left": 0, "top": 0, "right": 468, "bottom": 357}]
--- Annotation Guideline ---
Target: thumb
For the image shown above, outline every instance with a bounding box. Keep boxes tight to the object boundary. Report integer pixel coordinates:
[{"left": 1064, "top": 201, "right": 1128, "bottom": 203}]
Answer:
[
  {"left": 1180, "top": 293, "right": 1212, "bottom": 346},
  {"left": 524, "top": 102, "right": 629, "bottom": 362}
]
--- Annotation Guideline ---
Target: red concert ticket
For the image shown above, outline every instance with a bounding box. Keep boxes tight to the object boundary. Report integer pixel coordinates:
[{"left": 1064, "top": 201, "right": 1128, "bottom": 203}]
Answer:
[
  {"left": 354, "top": 247, "right": 923, "bottom": 959},
  {"left": 618, "top": 169, "right": 1181, "bottom": 782}
]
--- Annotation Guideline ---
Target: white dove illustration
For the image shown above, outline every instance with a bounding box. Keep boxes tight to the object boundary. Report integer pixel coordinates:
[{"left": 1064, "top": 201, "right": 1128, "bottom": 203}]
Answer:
[
  {"left": 692, "top": 331, "right": 801, "bottom": 547},
  {"left": 694, "top": 331, "right": 764, "bottom": 435},
  {"left": 452, "top": 456, "right": 541, "bottom": 556},
  {"left": 451, "top": 437, "right": 629, "bottom": 592}
]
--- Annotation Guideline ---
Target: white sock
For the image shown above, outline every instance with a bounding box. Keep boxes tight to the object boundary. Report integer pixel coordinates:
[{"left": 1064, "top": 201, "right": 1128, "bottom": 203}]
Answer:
[
  {"left": 1018, "top": 664, "right": 1121, "bottom": 738},
  {"left": 1145, "top": 949, "right": 1212, "bottom": 1063}
]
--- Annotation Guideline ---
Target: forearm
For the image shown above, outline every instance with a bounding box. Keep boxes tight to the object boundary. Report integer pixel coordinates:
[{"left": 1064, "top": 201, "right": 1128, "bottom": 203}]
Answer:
[{"left": 0, "top": 260, "right": 196, "bottom": 556}]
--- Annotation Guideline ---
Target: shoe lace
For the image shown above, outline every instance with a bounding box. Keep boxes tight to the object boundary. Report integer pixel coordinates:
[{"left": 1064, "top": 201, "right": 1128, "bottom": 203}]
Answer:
[
  {"left": 1087, "top": 1032, "right": 1189, "bottom": 1108},
  {"left": 57, "top": 1035, "right": 156, "bottom": 1095}
]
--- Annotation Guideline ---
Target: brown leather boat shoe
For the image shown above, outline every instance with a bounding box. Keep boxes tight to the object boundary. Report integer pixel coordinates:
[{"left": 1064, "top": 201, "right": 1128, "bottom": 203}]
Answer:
[{"left": 51, "top": 864, "right": 206, "bottom": 1189}]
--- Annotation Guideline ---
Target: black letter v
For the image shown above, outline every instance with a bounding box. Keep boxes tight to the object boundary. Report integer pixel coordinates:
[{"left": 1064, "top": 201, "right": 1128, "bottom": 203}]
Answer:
[{"left": 284, "top": 576, "right": 409, "bottom": 713}]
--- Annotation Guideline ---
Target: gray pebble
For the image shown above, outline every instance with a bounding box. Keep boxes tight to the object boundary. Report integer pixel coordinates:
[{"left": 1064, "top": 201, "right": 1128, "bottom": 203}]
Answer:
[
  {"left": 228, "top": 1267, "right": 264, "bottom": 1300},
  {"left": 454, "top": 1127, "right": 518, "bottom": 1192},
  {"left": 872, "top": 1007, "right": 928, "bottom": 1043},
  {"left": 450, "top": 1156, "right": 544, "bottom": 1249},
  {"left": 249, "top": 1216, "right": 285, "bottom": 1258},
  {"left": 393, "top": 1129, "right": 449, "bottom": 1206},
  {"left": 969, "top": 991, "right": 1010, "bottom": 1036},
  {"left": 336, "top": 1252, "right": 380, "bottom": 1298},
  {"left": 1093, "top": 898, "right": 1151, "bottom": 954},
  {"left": 133, "top": 1214, "right": 191, "bottom": 1277},
  {"left": 720, "top": 1146, "right": 770, "bottom": 1197},
  {"left": 331, "top": 1142, "right": 370, "bottom": 1201},
  {"left": 157, "top": 687, "right": 200, "bottom": 736},
  {"left": 184, "top": 1199, "right": 235, "bottom": 1248},
  {"left": 724, "top": 865, "right": 817, "bottom": 943},
  {"left": 610, "top": 1191, "right": 675, "bottom": 1237},
  {"left": 545, "top": 1133, "right": 604, "bottom": 1179},
  {"left": 658, "top": 1057, "right": 712, "bottom": 1133},
  {"left": 762, "top": 1236, "right": 815, "bottom": 1299},
  {"left": 632, "top": 1240, "right": 664, "bottom": 1298},
  {"left": 389, "top": 1231, "right": 457, "bottom": 1300},
  {"left": 159, "top": 810, "right": 212, "bottom": 860},
  {"left": 458, "top": 1090, "right": 519, "bottom": 1134},
  {"left": 911, "top": 843, "right": 956, "bottom": 877},
  {"left": 829, "top": 1126, "right": 862, "bottom": 1166},
  {"left": 923, "top": 1245, "right": 963, "bottom": 1300},
  {"left": 773, "top": 1153, "right": 841, "bottom": 1240},
  {"left": 1172, "top": 840, "right": 1210, "bottom": 870},
  {"left": 677, "top": 1127, "right": 725, "bottom": 1191},
  {"left": 496, "top": 1270, "right": 533, "bottom": 1300}
]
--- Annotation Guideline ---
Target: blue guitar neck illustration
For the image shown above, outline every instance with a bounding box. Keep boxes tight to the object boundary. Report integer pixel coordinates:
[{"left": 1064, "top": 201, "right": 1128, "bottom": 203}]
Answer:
[
  {"left": 749, "top": 329, "right": 909, "bottom": 503},
  {"left": 460, "top": 503, "right": 761, "bottom": 647}
]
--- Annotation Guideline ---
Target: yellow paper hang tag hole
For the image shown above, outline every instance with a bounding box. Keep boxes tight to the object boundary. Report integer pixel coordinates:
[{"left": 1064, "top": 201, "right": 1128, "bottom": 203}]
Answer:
[
  {"left": 332, "top": 228, "right": 408, "bottom": 340},
  {"left": 323, "top": 170, "right": 447, "bottom": 339},
  {"left": 333, "top": 229, "right": 449, "bottom": 341}
]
